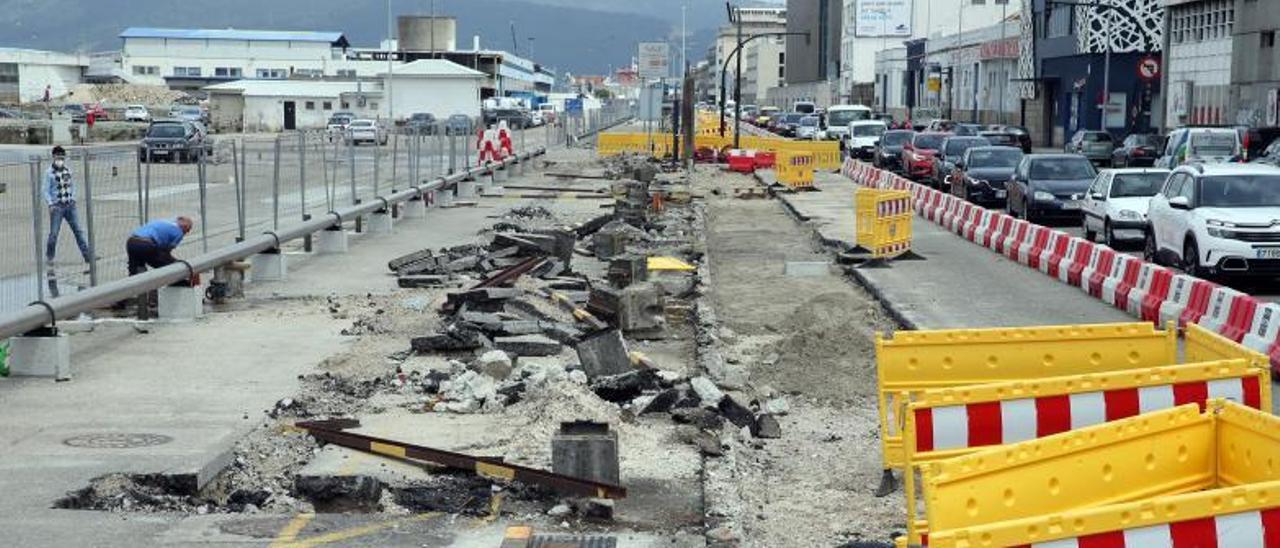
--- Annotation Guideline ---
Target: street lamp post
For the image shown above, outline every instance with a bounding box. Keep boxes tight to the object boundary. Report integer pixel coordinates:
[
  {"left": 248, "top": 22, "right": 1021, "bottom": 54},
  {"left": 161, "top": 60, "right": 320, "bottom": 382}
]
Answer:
[
  {"left": 1048, "top": 1, "right": 1140, "bottom": 132},
  {"left": 717, "top": 31, "right": 810, "bottom": 145}
]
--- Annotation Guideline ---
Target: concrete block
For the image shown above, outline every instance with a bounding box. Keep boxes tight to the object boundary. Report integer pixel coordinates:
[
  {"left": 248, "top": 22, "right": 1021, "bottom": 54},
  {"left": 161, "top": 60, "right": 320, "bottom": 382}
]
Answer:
[
  {"left": 457, "top": 180, "right": 478, "bottom": 198},
  {"left": 315, "top": 228, "right": 349, "bottom": 255},
  {"left": 495, "top": 334, "right": 563, "bottom": 357},
  {"left": 250, "top": 251, "right": 287, "bottom": 282},
  {"left": 368, "top": 212, "right": 394, "bottom": 234},
  {"left": 8, "top": 331, "right": 71, "bottom": 380},
  {"left": 438, "top": 189, "right": 455, "bottom": 207},
  {"left": 575, "top": 330, "right": 631, "bottom": 378},
  {"left": 784, "top": 261, "right": 832, "bottom": 277},
  {"left": 158, "top": 286, "right": 204, "bottom": 320},
  {"left": 551, "top": 422, "right": 620, "bottom": 485},
  {"left": 402, "top": 198, "right": 427, "bottom": 219},
  {"left": 494, "top": 165, "right": 509, "bottom": 182}
]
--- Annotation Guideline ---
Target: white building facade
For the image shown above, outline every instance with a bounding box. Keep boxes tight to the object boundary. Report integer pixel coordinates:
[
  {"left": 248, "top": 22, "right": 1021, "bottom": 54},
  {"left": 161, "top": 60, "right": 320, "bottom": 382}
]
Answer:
[
  {"left": 713, "top": 7, "right": 787, "bottom": 104},
  {"left": 0, "top": 48, "right": 88, "bottom": 103},
  {"left": 1163, "top": 0, "right": 1234, "bottom": 127}
]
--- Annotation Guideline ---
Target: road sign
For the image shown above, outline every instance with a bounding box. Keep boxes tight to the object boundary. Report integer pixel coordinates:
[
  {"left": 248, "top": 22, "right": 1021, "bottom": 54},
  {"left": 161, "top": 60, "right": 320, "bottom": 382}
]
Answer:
[
  {"left": 638, "top": 42, "right": 670, "bottom": 80},
  {"left": 565, "top": 98, "right": 584, "bottom": 114},
  {"left": 1138, "top": 56, "right": 1160, "bottom": 81}
]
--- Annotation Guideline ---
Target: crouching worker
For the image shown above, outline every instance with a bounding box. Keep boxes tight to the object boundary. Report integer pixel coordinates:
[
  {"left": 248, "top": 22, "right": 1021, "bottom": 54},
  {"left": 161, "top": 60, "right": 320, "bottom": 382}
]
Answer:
[{"left": 125, "top": 216, "right": 194, "bottom": 318}]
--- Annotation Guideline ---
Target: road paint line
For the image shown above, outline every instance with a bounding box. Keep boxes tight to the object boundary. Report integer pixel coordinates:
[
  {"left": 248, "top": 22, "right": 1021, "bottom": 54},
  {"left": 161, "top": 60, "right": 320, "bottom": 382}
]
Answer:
[
  {"left": 284, "top": 513, "right": 442, "bottom": 547},
  {"left": 269, "top": 512, "right": 315, "bottom": 547}
]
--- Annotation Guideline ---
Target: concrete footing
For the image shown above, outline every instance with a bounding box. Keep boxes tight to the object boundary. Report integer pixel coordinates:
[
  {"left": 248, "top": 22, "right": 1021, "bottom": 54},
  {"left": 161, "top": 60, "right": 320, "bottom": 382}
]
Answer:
[
  {"left": 158, "top": 285, "right": 204, "bottom": 320},
  {"left": 250, "top": 251, "right": 287, "bottom": 282},
  {"left": 369, "top": 212, "right": 394, "bottom": 234},
  {"left": 8, "top": 330, "right": 71, "bottom": 380},
  {"left": 316, "top": 228, "right": 349, "bottom": 254},
  {"left": 438, "top": 189, "right": 455, "bottom": 207},
  {"left": 493, "top": 166, "right": 509, "bottom": 183},
  {"left": 402, "top": 198, "right": 426, "bottom": 219},
  {"left": 551, "top": 421, "right": 620, "bottom": 485},
  {"left": 457, "top": 180, "right": 477, "bottom": 198}
]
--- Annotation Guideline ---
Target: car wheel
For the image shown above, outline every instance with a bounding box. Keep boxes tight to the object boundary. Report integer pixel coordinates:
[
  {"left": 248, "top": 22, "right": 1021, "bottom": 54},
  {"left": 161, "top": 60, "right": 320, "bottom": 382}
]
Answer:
[
  {"left": 1144, "top": 229, "right": 1159, "bottom": 264},
  {"left": 1183, "top": 239, "right": 1205, "bottom": 278}
]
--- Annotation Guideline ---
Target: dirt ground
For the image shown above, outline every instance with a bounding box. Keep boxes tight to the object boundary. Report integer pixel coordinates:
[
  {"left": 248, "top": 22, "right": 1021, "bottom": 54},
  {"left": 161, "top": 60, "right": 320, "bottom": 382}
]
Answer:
[{"left": 695, "top": 167, "right": 903, "bottom": 546}]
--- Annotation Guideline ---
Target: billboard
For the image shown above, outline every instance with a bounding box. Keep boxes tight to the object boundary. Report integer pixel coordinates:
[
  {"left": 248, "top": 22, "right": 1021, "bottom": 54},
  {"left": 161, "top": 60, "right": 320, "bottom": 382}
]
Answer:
[
  {"left": 856, "top": 0, "right": 913, "bottom": 37},
  {"left": 638, "top": 42, "right": 670, "bottom": 80}
]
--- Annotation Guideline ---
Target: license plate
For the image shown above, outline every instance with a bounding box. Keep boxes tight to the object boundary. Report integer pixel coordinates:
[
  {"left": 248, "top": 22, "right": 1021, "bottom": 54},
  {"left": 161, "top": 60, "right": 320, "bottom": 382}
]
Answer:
[
  {"left": 1257, "top": 248, "right": 1280, "bottom": 259},
  {"left": 995, "top": 190, "right": 1007, "bottom": 199},
  {"left": 151, "top": 150, "right": 169, "bottom": 155},
  {"left": 1061, "top": 201, "right": 1080, "bottom": 210}
]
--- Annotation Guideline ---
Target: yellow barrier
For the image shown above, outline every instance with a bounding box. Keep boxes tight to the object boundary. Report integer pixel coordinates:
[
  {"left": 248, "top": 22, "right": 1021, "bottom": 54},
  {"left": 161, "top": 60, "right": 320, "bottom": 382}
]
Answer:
[
  {"left": 738, "top": 136, "right": 842, "bottom": 170},
  {"left": 855, "top": 188, "right": 913, "bottom": 259},
  {"left": 776, "top": 150, "right": 815, "bottom": 190},
  {"left": 1186, "top": 322, "right": 1271, "bottom": 368},
  {"left": 922, "top": 401, "right": 1280, "bottom": 547},
  {"left": 898, "top": 360, "right": 1272, "bottom": 546},
  {"left": 596, "top": 133, "right": 677, "bottom": 158},
  {"left": 875, "top": 322, "right": 1178, "bottom": 470}
]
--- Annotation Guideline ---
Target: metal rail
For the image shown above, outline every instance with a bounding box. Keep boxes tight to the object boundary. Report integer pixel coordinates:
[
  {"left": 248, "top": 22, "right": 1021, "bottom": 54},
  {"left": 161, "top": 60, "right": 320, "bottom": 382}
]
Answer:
[{"left": 0, "top": 150, "right": 543, "bottom": 341}]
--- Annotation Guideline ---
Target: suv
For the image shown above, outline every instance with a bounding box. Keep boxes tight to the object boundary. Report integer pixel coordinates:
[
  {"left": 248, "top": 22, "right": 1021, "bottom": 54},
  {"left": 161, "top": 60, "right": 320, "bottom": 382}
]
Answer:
[
  {"left": 139, "top": 120, "right": 211, "bottom": 163},
  {"left": 1145, "top": 163, "right": 1280, "bottom": 278},
  {"left": 1066, "top": 130, "right": 1116, "bottom": 166}
]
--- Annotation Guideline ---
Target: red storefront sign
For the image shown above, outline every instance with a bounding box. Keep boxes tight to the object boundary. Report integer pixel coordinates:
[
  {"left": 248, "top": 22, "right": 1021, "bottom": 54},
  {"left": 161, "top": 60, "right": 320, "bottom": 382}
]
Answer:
[{"left": 979, "top": 37, "right": 1020, "bottom": 60}]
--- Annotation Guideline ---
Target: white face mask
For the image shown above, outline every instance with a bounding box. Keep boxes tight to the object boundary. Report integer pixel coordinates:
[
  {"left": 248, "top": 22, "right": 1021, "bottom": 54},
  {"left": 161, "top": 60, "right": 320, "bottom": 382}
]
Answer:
[{"left": 53, "top": 159, "right": 65, "bottom": 168}]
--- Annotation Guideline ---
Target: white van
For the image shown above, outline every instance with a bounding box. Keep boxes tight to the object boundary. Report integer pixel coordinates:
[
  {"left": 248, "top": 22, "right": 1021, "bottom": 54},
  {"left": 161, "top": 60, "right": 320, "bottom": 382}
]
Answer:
[
  {"left": 1157, "top": 127, "right": 1242, "bottom": 168},
  {"left": 793, "top": 101, "right": 817, "bottom": 115},
  {"left": 824, "top": 105, "right": 874, "bottom": 143}
]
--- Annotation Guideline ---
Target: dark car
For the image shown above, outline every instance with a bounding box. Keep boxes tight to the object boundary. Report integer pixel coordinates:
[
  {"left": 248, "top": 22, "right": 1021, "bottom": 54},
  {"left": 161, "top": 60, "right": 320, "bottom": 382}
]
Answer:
[
  {"left": 1111, "top": 133, "right": 1165, "bottom": 168},
  {"left": 955, "top": 123, "right": 984, "bottom": 136},
  {"left": 874, "top": 130, "right": 915, "bottom": 172},
  {"left": 406, "top": 113, "right": 438, "bottom": 134},
  {"left": 931, "top": 136, "right": 992, "bottom": 188},
  {"left": 1066, "top": 130, "right": 1117, "bottom": 166},
  {"left": 1241, "top": 126, "right": 1280, "bottom": 161},
  {"left": 949, "top": 146, "right": 1023, "bottom": 206},
  {"left": 445, "top": 114, "right": 474, "bottom": 136},
  {"left": 483, "top": 109, "right": 530, "bottom": 129},
  {"left": 979, "top": 130, "right": 1020, "bottom": 148},
  {"left": 138, "top": 120, "right": 211, "bottom": 163},
  {"left": 774, "top": 113, "right": 805, "bottom": 137},
  {"left": 61, "top": 103, "right": 86, "bottom": 123},
  {"left": 1006, "top": 154, "right": 1099, "bottom": 222},
  {"left": 902, "top": 132, "right": 950, "bottom": 182},
  {"left": 992, "top": 125, "right": 1033, "bottom": 153}
]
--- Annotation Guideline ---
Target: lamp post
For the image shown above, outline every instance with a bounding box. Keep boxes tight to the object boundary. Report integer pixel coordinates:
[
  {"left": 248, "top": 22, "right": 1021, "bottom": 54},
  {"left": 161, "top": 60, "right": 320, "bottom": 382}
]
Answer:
[
  {"left": 1048, "top": 1, "right": 1141, "bottom": 132},
  {"left": 717, "top": 31, "right": 810, "bottom": 146}
]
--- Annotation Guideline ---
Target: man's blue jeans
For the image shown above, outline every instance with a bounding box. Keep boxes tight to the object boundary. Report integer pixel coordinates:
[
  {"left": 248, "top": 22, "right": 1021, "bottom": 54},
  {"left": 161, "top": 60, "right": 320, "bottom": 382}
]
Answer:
[{"left": 47, "top": 203, "right": 91, "bottom": 262}]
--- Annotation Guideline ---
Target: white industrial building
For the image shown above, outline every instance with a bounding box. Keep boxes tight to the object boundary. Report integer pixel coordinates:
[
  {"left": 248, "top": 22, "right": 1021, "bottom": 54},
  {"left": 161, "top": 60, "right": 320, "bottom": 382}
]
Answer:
[
  {"left": 204, "top": 60, "right": 483, "bottom": 132},
  {"left": 0, "top": 48, "right": 88, "bottom": 103}
]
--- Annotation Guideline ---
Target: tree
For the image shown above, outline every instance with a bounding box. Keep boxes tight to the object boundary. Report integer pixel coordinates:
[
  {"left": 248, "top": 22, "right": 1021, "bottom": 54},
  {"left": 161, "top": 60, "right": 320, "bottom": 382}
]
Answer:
[{"left": 593, "top": 88, "right": 614, "bottom": 100}]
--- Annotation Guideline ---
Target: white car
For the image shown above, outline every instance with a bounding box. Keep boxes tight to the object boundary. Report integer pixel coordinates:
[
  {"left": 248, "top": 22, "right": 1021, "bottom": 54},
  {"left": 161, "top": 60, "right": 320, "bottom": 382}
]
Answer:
[
  {"left": 845, "top": 120, "right": 888, "bottom": 161},
  {"left": 1145, "top": 163, "right": 1280, "bottom": 277},
  {"left": 345, "top": 119, "right": 387, "bottom": 146},
  {"left": 124, "top": 105, "right": 151, "bottom": 123},
  {"left": 529, "top": 110, "right": 544, "bottom": 127},
  {"left": 1156, "top": 127, "right": 1241, "bottom": 169},
  {"left": 1080, "top": 168, "right": 1170, "bottom": 246},
  {"left": 796, "top": 115, "right": 821, "bottom": 140}
]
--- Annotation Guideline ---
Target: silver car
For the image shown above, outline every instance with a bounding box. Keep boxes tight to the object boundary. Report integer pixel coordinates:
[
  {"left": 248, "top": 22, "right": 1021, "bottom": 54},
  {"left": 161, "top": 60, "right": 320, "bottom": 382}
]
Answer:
[{"left": 1066, "top": 130, "right": 1117, "bottom": 166}]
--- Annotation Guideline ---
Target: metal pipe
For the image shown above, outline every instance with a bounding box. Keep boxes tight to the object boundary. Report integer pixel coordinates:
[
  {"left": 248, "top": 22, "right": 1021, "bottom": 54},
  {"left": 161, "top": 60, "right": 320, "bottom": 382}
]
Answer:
[
  {"left": 81, "top": 152, "right": 99, "bottom": 287},
  {"left": 0, "top": 150, "right": 544, "bottom": 341},
  {"left": 29, "top": 160, "right": 45, "bottom": 302}
]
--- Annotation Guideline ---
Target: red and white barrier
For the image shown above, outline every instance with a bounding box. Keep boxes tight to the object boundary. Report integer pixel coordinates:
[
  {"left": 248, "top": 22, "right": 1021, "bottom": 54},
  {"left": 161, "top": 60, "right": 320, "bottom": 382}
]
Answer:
[
  {"left": 1015, "top": 509, "right": 1280, "bottom": 548},
  {"left": 1064, "top": 240, "right": 1097, "bottom": 288},
  {"left": 1083, "top": 246, "right": 1118, "bottom": 296},
  {"left": 496, "top": 121, "right": 514, "bottom": 157},
  {"left": 1243, "top": 303, "right": 1280, "bottom": 355},
  {"left": 1102, "top": 255, "right": 1142, "bottom": 307},
  {"left": 913, "top": 375, "right": 1261, "bottom": 452}
]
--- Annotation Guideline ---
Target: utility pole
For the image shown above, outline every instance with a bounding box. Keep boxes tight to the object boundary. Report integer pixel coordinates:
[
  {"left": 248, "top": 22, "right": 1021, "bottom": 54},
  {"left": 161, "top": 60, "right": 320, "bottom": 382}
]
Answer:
[
  {"left": 734, "top": 5, "right": 743, "bottom": 148},
  {"left": 998, "top": 0, "right": 1008, "bottom": 125},
  {"left": 1101, "top": 1, "right": 1112, "bottom": 132},
  {"left": 387, "top": 0, "right": 395, "bottom": 124},
  {"left": 430, "top": 0, "right": 436, "bottom": 58},
  {"left": 682, "top": 4, "right": 688, "bottom": 76}
]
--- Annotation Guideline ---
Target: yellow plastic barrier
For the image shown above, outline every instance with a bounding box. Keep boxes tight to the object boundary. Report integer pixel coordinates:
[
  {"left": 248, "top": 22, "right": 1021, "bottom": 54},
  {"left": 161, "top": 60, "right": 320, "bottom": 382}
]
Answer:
[
  {"left": 855, "top": 188, "right": 913, "bottom": 259},
  {"left": 1186, "top": 322, "right": 1271, "bottom": 368},
  {"left": 922, "top": 401, "right": 1280, "bottom": 548},
  {"left": 898, "top": 360, "right": 1272, "bottom": 546},
  {"left": 776, "top": 150, "right": 815, "bottom": 190},
  {"left": 875, "top": 322, "right": 1179, "bottom": 470},
  {"left": 596, "top": 133, "right": 677, "bottom": 158},
  {"left": 738, "top": 136, "right": 842, "bottom": 170}
]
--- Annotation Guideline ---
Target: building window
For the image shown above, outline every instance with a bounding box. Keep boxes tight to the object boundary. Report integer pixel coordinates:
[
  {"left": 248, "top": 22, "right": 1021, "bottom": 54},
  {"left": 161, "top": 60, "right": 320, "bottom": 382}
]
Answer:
[
  {"left": 305, "top": 101, "right": 316, "bottom": 110},
  {"left": 341, "top": 101, "right": 350, "bottom": 109},
  {"left": 323, "top": 101, "right": 333, "bottom": 110},
  {"left": 336, "top": 69, "right": 357, "bottom": 78},
  {"left": 1264, "top": 31, "right": 1276, "bottom": 48},
  {"left": 214, "top": 67, "right": 242, "bottom": 78},
  {"left": 173, "top": 67, "right": 201, "bottom": 77},
  {"left": 132, "top": 65, "right": 159, "bottom": 76},
  {"left": 295, "top": 69, "right": 323, "bottom": 78},
  {"left": 369, "top": 102, "right": 379, "bottom": 110},
  {"left": 778, "top": 66, "right": 785, "bottom": 79},
  {"left": 256, "top": 68, "right": 286, "bottom": 79}
]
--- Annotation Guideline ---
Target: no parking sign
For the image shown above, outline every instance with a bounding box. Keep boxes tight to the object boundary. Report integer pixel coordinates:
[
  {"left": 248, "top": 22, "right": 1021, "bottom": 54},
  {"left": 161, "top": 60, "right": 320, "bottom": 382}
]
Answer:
[{"left": 1138, "top": 56, "right": 1160, "bottom": 81}]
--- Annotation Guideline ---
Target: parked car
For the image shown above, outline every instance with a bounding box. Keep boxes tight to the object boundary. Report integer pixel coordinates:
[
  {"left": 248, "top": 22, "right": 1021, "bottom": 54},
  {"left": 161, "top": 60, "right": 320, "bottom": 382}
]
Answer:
[
  {"left": 949, "top": 146, "right": 1023, "bottom": 206},
  {"left": 902, "top": 132, "right": 950, "bottom": 182},
  {"left": 1111, "top": 133, "right": 1165, "bottom": 168},
  {"left": 537, "top": 103, "right": 558, "bottom": 125},
  {"left": 326, "top": 112, "right": 355, "bottom": 141},
  {"left": 1156, "top": 127, "right": 1242, "bottom": 168},
  {"left": 1006, "top": 154, "right": 1099, "bottom": 222},
  {"left": 926, "top": 119, "right": 956, "bottom": 132},
  {"left": 138, "top": 120, "right": 211, "bottom": 163},
  {"left": 85, "top": 103, "right": 109, "bottom": 121},
  {"left": 796, "top": 115, "right": 822, "bottom": 140},
  {"left": 991, "top": 125, "right": 1033, "bottom": 153},
  {"left": 1080, "top": 168, "right": 1170, "bottom": 247},
  {"left": 1066, "top": 130, "right": 1117, "bottom": 166},
  {"left": 124, "top": 105, "right": 151, "bottom": 123},
  {"left": 445, "top": 114, "right": 474, "bottom": 136},
  {"left": 61, "top": 103, "right": 86, "bottom": 123},
  {"left": 345, "top": 119, "right": 388, "bottom": 146},
  {"left": 483, "top": 108, "right": 531, "bottom": 129},
  {"left": 755, "top": 106, "right": 780, "bottom": 127},
  {"left": 1145, "top": 163, "right": 1280, "bottom": 278},
  {"left": 845, "top": 120, "right": 888, "bottom": 161},
  {"left": 405, "top": 113, "right": 438, "bottom": 134},
  {"left": 954, "top": 123, "right": 983, "bottom": 136},
  {"left": 529, "top": 109, "right": 545, "bottom": 127},
  {"left": 774, "top": 113, "right": 804, "bottom": 137},
  {"left": 173, "top": 105, "right": 205, "bottom": 125},
  {"left": 931, "top": 136, "right": 992, "bottom": 188},
  {"left": 978, "top": 130, "right": 1020, "bottom": 149},
  {"left": 0, "top": 108, "right": 22, "bottom": 119},
  {"left": 873, "top": 129, "right": 914, "bottom": 172}
]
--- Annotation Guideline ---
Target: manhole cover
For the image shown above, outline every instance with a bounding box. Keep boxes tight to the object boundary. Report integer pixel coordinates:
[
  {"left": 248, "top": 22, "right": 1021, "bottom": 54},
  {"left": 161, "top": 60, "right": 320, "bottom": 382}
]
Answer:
[{"left": 63, "top": 433, "right": 173, "bottom": 449}]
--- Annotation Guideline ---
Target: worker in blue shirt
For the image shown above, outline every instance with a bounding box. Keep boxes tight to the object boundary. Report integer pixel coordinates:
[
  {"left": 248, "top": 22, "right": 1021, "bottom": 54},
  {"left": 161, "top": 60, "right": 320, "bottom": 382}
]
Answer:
[
  {"left": 126, "top": 217, "right": 193, "bottom": 276},
  {"left": 44, "top": 145, "right": 93, "bottom": 265}
]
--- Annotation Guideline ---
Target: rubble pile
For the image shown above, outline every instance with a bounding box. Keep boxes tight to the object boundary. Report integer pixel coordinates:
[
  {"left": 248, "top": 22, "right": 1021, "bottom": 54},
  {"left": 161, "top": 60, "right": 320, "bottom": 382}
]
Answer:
[{"left": 64, "top": 84, "right": 187, "bottom": 107}]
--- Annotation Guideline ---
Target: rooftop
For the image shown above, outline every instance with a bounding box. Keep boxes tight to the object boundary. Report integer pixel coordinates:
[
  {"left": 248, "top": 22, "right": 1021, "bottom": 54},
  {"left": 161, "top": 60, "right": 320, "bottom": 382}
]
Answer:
[
  {"left": 203, "top": 80, "right": 377, "bottom": 98},
  {"left": 120, "top": 28, "right": 349, "bottom": 47},
  {"left": 381, "top": 59, "right": 486, "bottom": 78}
]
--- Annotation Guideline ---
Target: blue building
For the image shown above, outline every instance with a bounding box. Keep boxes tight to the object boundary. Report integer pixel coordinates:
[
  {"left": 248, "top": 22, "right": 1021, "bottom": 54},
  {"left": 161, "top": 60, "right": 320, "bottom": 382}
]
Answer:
[{"left": 1019, "top": 0, "right": 1165, "bottom": 147}]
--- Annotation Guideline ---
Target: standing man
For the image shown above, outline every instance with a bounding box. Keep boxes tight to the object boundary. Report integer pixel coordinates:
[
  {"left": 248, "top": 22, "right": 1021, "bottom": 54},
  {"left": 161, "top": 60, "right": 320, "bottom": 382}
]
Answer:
[
  {"left": 44, "top": 146, "right": 93, "bottom": 268},
  {"left": 126, "top": 217, "right": 193, "bottom": 276}
]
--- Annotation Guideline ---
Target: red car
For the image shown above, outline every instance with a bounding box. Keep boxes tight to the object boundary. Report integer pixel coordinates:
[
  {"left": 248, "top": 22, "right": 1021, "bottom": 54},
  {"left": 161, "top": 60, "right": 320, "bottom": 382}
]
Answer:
[
  {"left": 901, "top": 132, "right": 950, "bottom": 181},
  {"left": 84, "top": 103, "right": 109, "bottom": 121}
]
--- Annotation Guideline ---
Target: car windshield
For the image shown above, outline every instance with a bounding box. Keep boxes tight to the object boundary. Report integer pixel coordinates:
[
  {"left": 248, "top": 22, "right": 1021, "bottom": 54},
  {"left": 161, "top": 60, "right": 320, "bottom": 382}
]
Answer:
[
  {"left": 1081, "top": 132, "right": 1112, "bottom": 142},
  {"left": 1030, "top": 158, "right": 1096, "bottom": 179},
  {"left": 828, "top": 109, "right": 870, "bottom": 126},
  {"left": 1128, "top": 134, "right": 1162, "bottom": 147},
  {"left": 882, "top": 131, "right": 913, "bottom": 146},
  {"left": 1191, "top": 133, "right": 1238, "bottom": 156},
  {"left": 148, "top": 124, "right": 186, "bottom": 138},
  {"left": 800, "top": 117, "right": 820, "bottom": 127},
  {"left": 981, "top": 133, "right": 1017, "bottom": 145},
  {"left": 1110, "top": 173, "right": 1169, "bottom": 198},
  {"left": 914, "top": 134, "right": 945, "bottom": 150},
  {"left": 350, "top": 121, "right": 373, "bottom": 128},
  {"left": 946, "top": 138, "right": 990, "bottom": 156},
  {"left": 329, "top": 116, "right": 351, "bottom": 124},
  {"left": 783, "top": 114, "right": 803, "bottom": 123},
  {"left": 968, "top": 149, "right": 1022, "bottom": 168},
  {"left": 1199, "top": 175, "right": 1280, "bottom": 207},
  {"left": 181, "top": 107, "right": 201, "bottom": 115},
  {"left": 851, "top": 124, "right": 886, "bottom": 137}
]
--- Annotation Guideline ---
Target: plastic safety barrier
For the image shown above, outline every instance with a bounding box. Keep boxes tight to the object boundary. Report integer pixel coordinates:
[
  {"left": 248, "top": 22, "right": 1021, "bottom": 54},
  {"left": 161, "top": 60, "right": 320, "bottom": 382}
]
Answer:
[
  {"left": 874, "top": 322, "right": 1177, "bottom": 469},
  {"left": 776, "top": 150, "right": 816, "bottom": 190},
  {"left": 1185, "top": 322, "right": 1270, "bottom": 370},
  {"left": 920, "top": 401, "right": 1280, "bottom": 548},
  {"left": 900, "top": 361, "right": 1271, "bottom": 546},
  {"left": 855, "top": 188, "right": 913, "bottom": 259}
]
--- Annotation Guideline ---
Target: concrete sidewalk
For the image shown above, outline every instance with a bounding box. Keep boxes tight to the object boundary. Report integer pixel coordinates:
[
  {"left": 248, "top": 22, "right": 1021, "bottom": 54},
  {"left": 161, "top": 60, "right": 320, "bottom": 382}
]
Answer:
[{"left": 774, "top": 171, "right": 1132, "bottom": 329}]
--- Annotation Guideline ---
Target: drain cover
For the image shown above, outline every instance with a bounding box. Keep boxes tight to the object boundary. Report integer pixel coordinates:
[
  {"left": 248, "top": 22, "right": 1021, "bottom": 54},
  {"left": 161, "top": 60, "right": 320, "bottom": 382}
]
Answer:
[{"left": 63, "top": 433, "right": 173, "bottom": 449}]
